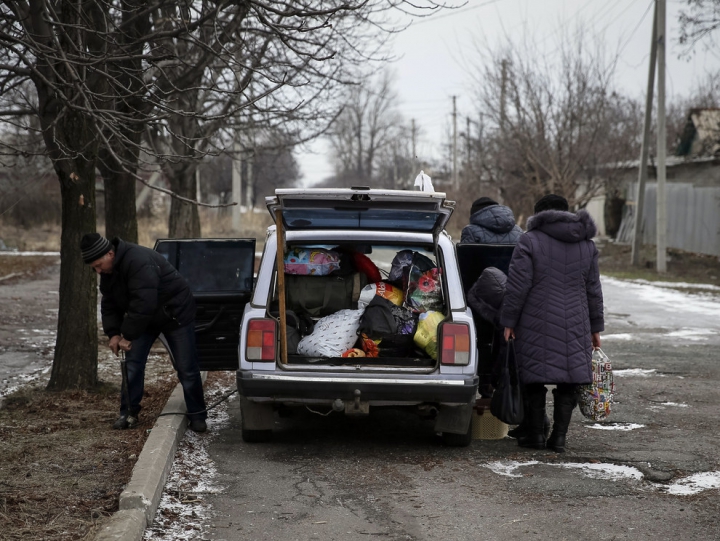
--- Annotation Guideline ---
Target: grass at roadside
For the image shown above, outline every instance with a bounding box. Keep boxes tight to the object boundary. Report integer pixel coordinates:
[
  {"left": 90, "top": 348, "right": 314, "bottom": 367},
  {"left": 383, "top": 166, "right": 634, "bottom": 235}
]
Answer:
[
  {"left": 0, "top": 374, "right": 178, "bottom": 541},
  {"left": 597, "top": 240, "right": 720, "bottom": 287}
]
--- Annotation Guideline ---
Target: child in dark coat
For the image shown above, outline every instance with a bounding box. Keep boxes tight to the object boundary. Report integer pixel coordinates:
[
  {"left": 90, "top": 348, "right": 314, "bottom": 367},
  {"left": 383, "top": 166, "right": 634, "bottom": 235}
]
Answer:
[{"left": 467, "top": 267, "right": 507, "bottom": 397}]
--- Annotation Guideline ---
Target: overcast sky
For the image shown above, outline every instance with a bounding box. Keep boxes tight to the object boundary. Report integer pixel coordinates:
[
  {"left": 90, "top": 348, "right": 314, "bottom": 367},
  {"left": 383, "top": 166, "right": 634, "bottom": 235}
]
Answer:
[{"left": 296, "top": 0, "right": 720, "bottom": 185}]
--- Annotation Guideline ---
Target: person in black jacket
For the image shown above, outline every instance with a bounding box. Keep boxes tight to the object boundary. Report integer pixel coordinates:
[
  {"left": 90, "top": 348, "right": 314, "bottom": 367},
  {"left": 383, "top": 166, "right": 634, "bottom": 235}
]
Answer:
[
  {"left": 460, "top": 197, "right": 523, "bottom": 244},
  {"left": 81, "top": 233, "right": 207, "bottom": 432}
]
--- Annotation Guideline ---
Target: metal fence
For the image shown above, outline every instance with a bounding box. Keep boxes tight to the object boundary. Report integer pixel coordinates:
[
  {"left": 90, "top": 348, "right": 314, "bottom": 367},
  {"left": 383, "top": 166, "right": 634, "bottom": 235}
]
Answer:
[{"left": 617, "top": 182, "right": 720, "bottom": 257}]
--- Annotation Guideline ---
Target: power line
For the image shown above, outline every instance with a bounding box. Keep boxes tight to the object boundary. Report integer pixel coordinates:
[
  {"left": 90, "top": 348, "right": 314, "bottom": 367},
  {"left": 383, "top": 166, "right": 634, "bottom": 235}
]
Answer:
[
  {"left": 409, "top": 0, "right": 504, "bottom": 27},
  {"left": 618, "top": 0, "right": 655, "bottom": 57}
]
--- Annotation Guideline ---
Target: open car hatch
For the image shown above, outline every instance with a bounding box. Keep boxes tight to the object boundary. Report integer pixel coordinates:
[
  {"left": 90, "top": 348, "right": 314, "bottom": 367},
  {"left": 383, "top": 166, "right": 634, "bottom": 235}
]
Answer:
[
  {"left": 266, "top": 188, "right": 455, "bottom": 238},
  {"left": 154, "top": 238, "right": 256, "bottom": 371}
]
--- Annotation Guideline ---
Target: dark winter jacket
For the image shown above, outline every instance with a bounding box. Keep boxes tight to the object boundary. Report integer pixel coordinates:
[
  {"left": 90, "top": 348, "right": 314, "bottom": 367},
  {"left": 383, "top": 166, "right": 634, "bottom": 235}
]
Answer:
[
  {"left": 460, "top": 205, "right": 523, "bottom": 244},
  {"left": 467, "top": 267, "right": 507, "bottom": 325},
  {"left": 498, "top": 210, "right": 604, "bottom": 385},
  {"left": 100, "top": 238, "right": 196, "bottom": 341}
]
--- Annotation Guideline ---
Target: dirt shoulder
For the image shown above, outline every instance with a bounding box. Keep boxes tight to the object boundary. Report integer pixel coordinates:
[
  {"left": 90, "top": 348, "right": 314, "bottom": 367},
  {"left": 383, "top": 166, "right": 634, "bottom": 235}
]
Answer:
[
  {"left": 597, "top": 240, "right": 720, "bottom": 287},
  {"left": 0, "top": 255, "right": 180, "bottom": 540}
]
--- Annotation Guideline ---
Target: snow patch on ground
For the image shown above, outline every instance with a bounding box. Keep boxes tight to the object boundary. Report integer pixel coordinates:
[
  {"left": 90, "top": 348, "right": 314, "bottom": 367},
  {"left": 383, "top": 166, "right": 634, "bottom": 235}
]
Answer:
[
  {"left": 484, "top": 460, "right": 539, "bottom": 478},
  {"left": 585, "top": 423, "right": 645, "bottom": 431},
  {"left": 665, "top": 472, "right": 720, "bottom": 496},
  {"left": 144, "top": 378, "right": 236, "bottom": 541},
  {"left": 622, "top": 279, "right": 720, "bottom": 292},
  {"left": 555, "top": 462, "right": 644, "bottom": 481},
  {"left": 601, "top": 333, "right": 634, "bottom": 341},
  {"left": 0, "top": 363, "right": 52, "bottom": 398},
  {"left": 476, "top": 461, "right": 720, "bottom": 496},
  {"left": 661, "top": 402, "right": 689, "bottom": 407},
  {"left": 664, "top": 328, "right": 716, "bottom": 341},
  {"left": 601, "top": 277, "right": 720, "bottom": 318},
  {"left": 483, "top": 460, "right": 643, "bottom": 481},
  {"left": 614, "top": 368, "right": 659, "bottom": 377}
]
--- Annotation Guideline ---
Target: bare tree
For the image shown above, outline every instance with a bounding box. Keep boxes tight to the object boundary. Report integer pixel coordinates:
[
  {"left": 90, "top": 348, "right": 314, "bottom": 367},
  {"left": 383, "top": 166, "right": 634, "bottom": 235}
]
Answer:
[
  {"left": 469, "top": 32, "right": 641, "bottom": 220},
  {"left": 679, "top": 0, "right": 720, "bottom": 51},
  {"left": 0, "top": 0, "right": 453, "bottom": 390},
  {"left": 327, "top": 70, "right": 406, "bottom": 187}
]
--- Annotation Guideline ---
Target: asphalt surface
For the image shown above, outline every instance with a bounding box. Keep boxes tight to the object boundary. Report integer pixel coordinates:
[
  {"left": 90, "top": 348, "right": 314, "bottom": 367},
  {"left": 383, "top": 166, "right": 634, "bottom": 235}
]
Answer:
[
  {"left": 192, "top": 277, "right": 720, "bottom": 541},
  {"left": 0, "top": 264, "right": 58, "bottom": 397}
]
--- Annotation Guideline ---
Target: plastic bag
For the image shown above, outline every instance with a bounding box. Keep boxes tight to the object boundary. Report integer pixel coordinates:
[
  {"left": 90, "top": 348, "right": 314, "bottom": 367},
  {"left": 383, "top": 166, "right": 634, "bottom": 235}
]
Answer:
[
  {"left": 413, "top": 310, "right": 444, "bottom": 359},
  {"left": 390, "top": 304, "right": 417, "bottom": 335},
  {"left": 297, "top": 308, "right": 364, "bottom": 357},
  {"left": 389, "top": 250, "right": 434, "bottom": 283},
  {"left": 577, "top": 348, "right": 614, "bottom": 421},
  {"left": 405, "top": 267, "right": 444, "bottom": 313},
  {"left": 285, "top": 247, "right": 341, "bottom": 276},
  {"left": 358, "top": 282, "right": 404, "bottom": 308}
]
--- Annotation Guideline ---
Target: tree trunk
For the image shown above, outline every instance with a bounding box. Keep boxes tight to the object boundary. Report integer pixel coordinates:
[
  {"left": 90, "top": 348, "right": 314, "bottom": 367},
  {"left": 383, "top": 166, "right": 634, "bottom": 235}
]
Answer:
[
  {"left": 168, "top": 166, "right": 201, "bottom": 238},
  {"left": 100, "top": 165, "right": 138, "bottom": 243},
  {"left": 47, "top": 161, "right": 99, "bottom": 390}
]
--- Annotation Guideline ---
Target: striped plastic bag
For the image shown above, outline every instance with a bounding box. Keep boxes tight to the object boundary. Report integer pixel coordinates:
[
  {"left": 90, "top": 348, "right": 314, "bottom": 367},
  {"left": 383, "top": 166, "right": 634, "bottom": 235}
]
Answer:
[{"left": 577, "top": 348, "right": 614, "bottom": 421}]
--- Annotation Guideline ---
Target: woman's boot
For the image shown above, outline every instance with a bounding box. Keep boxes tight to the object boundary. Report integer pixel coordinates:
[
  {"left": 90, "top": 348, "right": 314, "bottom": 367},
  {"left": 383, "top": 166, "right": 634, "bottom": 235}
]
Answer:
[
  {"left": 507, "top": 414, "right": 551, "bottom": 439},
  {"left": 547, "top": 388, "right": 577, "bottom": 453},
  {"left": 517, "top": 385, "right": 547, "bottom": 450}
]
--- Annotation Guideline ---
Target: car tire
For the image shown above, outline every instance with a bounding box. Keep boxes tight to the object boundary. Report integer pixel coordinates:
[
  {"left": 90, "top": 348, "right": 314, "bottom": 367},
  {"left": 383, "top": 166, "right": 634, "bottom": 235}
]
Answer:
[{"left": 441, "top": 421, "right": 473, "bottom": 447}]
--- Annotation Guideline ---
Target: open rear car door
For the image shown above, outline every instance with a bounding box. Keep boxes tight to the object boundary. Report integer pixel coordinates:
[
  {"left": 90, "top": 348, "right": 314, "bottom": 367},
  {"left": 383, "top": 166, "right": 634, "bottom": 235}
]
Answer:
[{"left": 154, "top": 238, "right": 256, "bottom": 371}]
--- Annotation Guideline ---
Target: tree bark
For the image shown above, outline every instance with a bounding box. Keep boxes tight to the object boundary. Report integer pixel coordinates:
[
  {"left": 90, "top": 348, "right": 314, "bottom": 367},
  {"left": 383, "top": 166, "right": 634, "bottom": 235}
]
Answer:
[
  {"left": 100, "top": 164, "right": 138, "bottom": 243},
  {"left": 168, "top": 166, "right": 201, "bottom": 238},
  {"left": 47, "top": 160, "right": 99, "bottom": 390}
]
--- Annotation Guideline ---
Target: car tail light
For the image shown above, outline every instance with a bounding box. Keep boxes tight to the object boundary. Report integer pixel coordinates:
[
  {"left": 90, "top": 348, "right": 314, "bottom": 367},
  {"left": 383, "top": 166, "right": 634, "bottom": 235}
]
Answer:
[
  {"left": 246, "top": 319, "right": 276, "bottom": 362},
  {"left": 440, "top": 323, "right": 471, "bottom": 365}
]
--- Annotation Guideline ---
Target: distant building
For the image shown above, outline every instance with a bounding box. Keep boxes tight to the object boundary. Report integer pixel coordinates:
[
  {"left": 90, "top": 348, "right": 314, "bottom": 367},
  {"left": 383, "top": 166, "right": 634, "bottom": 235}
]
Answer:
[{"left": 609, "top": 108, "right": 720, "bottom": 257}]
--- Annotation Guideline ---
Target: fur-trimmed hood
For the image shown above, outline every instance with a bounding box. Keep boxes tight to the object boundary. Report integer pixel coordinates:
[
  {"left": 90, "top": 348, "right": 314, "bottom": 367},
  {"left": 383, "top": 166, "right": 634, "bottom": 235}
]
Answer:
[{"left": 526, "top": 209, "right": 597, "bottom": 243}]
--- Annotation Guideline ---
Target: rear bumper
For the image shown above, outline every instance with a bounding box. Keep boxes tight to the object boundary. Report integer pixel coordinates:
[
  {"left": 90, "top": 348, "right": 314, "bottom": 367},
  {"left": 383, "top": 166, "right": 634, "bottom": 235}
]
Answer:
[{"left": 236, "top": 370, "right": 478, "bottom": 404}]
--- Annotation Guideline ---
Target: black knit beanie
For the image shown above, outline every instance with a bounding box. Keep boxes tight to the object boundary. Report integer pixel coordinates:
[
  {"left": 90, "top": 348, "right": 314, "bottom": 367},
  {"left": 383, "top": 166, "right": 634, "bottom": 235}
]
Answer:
[
  {"left": 81, "top": 233, "right": 112, "bottom": 264},
  {"left": 470, "top": 197, "right": 499, "bottom": 216},
  {"left": 534, "top": 194, "right": 569, "bottom": 213}
]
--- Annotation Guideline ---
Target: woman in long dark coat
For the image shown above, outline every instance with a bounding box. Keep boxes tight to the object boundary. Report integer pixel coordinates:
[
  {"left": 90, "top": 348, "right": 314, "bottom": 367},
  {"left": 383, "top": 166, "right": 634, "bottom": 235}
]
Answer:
[{"left": 499, "top": 194, "right": 604, "bottom": 452}]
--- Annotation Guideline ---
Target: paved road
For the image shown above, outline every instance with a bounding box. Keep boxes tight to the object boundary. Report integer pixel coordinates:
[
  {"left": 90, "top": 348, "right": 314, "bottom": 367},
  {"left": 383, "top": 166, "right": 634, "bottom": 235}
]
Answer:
[
  {"left": 0, "top": 263, "right": 59, "bottom": 397},
  {"left": 177, "top": 278, "right": 720, "bottom": 541}
]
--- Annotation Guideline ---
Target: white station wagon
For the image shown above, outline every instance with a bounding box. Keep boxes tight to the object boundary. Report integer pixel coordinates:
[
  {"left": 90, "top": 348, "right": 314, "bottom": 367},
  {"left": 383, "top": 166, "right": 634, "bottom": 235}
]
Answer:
[{"left": 156, "top": 188, "right": 515, "bottom": 446}]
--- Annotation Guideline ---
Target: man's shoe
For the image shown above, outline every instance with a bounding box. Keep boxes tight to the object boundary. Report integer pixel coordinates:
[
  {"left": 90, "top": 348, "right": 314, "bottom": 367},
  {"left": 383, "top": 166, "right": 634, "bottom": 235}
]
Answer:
[
  {"left": 188, "top": 419, "right": 207, "bottom": 433},
  {"left": 113, "top": 413, "right": 138, "bottom": 430}
]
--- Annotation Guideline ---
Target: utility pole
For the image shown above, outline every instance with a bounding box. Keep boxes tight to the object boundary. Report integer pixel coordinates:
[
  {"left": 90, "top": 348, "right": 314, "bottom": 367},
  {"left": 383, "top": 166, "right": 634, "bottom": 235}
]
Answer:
[
  {"left": 466, "top": 116, "right": 471, "bottom": 179},
  {"left": 631, "top": 1, "right": 658, "bottom": 267},
  {"left": 245, "top": 152, "right": 254, "bottom": 210},
  {"left": 656, "top": 0, "right": 668, "bottom": 273},
  {"left": 232, "top": 136, "right": 242, "bottom": 231},
  {"left": 452, "top": 95, "right": 458, "bottom": 189},
  {"left": 500, "top": 59, "right": 508, "bottom": 133},
  {"left": 411, "top": 118, "right": 417, "bottom": 166}
]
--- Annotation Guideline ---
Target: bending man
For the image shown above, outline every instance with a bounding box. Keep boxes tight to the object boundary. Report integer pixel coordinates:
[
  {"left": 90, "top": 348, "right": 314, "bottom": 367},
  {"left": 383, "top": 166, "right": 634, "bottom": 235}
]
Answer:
[{"left": 81, "top": 233, "right": 207, "bottom": 432}]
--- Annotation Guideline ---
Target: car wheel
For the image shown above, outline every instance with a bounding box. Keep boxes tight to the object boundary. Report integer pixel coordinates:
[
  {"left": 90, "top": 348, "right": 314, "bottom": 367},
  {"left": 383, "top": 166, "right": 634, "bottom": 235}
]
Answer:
[{"left": 442, "top": 421, "right": 473, "bottom": 447}]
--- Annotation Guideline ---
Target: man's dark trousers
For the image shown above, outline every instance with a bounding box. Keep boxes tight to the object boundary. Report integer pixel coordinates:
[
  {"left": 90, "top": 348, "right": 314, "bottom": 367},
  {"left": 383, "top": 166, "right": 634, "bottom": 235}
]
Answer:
[{"left": 121, "top": 322, "right": 207, "bottom": 421}]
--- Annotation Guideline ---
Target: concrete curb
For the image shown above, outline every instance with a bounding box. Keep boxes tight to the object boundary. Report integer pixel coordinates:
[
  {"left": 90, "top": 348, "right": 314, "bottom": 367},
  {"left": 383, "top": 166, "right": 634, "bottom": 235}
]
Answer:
[{"left": 94, "top": 372, "right": 207, "bottom": 541}]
